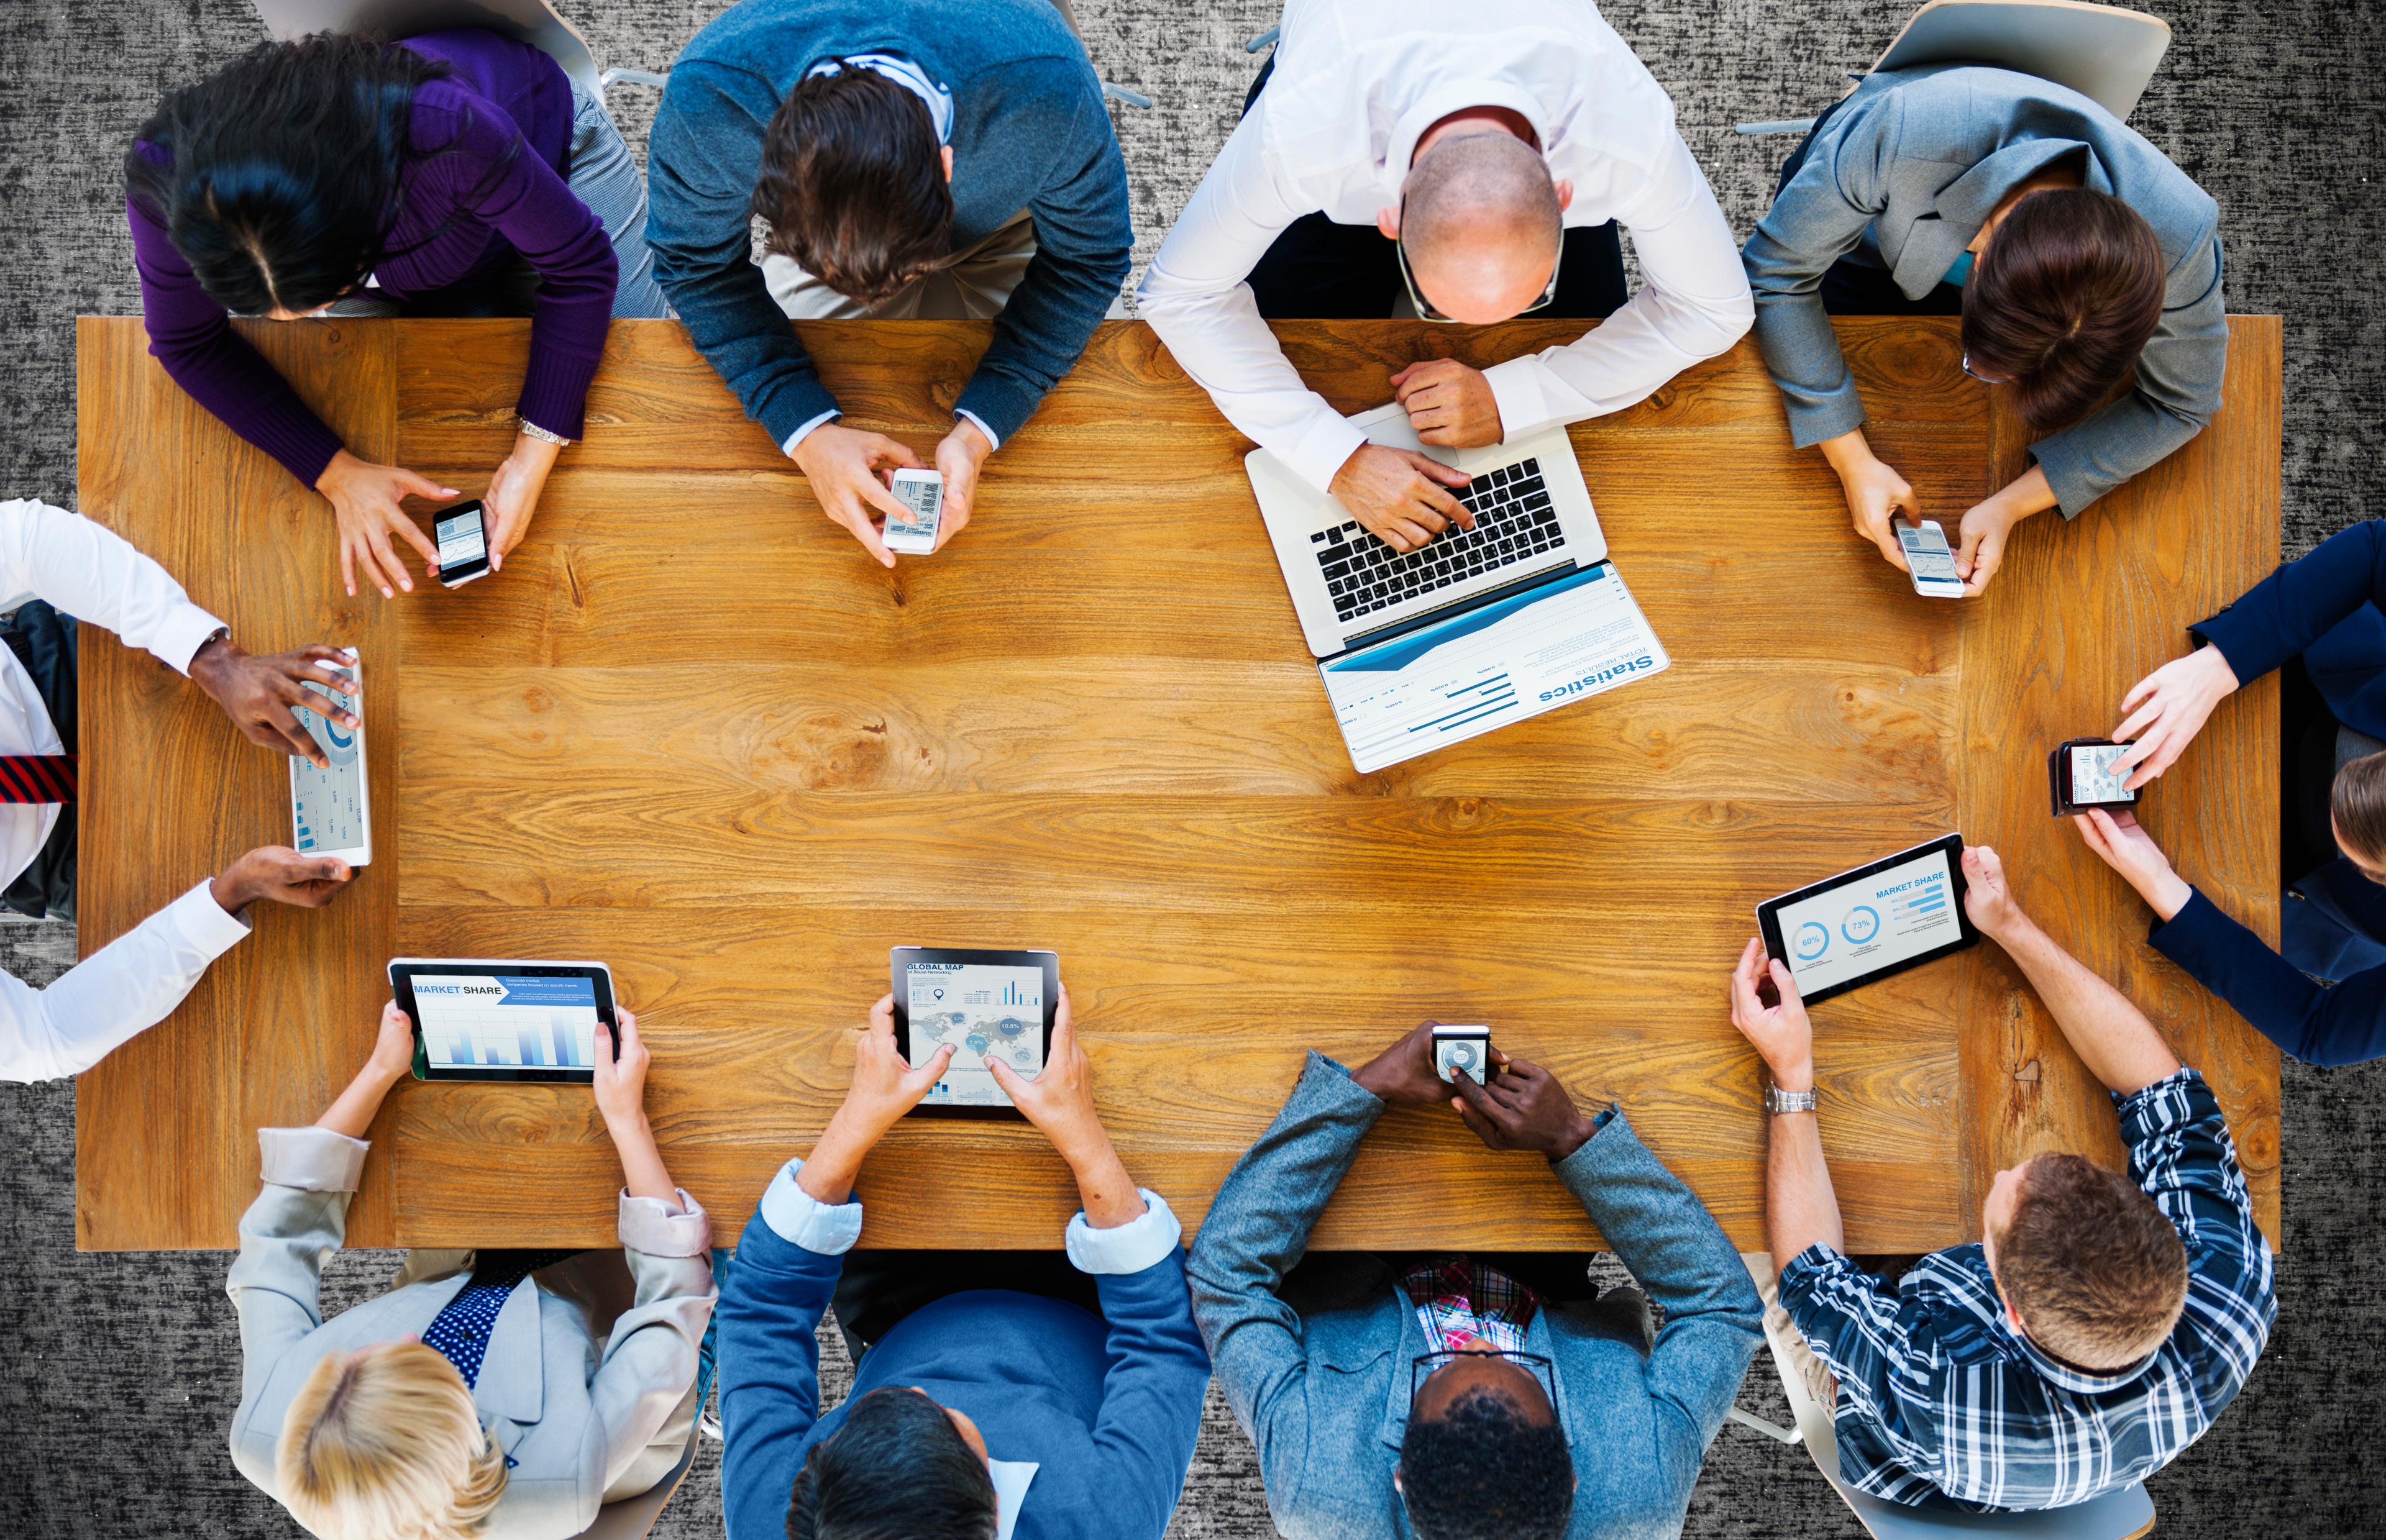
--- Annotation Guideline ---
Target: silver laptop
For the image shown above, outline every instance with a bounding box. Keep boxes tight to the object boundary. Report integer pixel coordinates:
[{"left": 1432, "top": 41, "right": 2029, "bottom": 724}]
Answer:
[{"left": 1245, "top": 403, "right": 1608, "bottom": 658}]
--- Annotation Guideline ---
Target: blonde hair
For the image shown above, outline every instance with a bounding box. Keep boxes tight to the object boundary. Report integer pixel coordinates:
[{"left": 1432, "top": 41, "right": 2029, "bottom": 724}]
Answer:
[{"left": 277, "top": 1341, "right": 508, "bottom": 1540}]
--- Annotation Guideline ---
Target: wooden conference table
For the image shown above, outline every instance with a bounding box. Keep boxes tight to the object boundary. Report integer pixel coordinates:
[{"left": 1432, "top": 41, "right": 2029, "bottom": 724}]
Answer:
[{"left": 73, "top": 314, "right": 2282, "bottom": 1252}]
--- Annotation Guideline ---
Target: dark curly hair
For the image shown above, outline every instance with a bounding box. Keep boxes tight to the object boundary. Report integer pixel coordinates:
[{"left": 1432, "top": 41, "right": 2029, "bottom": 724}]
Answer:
[
  {"left": 785, "top": 1386, "right": 996, "bottom": 1540},
  {"left": 1399, "top": 1385, "right": 1573, "bottom": 1540},
  {"left": 752, "top": 64, "right": 953, "bottom": 308},
  {"left": 124, "top": 33, "right": 507, "bottom": 316}
]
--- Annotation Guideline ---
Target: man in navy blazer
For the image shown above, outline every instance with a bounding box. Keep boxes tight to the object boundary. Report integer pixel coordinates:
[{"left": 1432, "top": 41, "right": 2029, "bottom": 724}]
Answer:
[{"left": 1189, "top": 1022, "right": 1762, "bottom": 1540}]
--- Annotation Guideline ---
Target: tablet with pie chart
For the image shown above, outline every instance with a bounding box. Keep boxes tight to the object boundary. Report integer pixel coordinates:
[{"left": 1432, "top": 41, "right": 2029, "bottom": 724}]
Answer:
[
  {"left": 889, "top": 947, "right": 1061, "bottom": 1119},
  {"left": 1755, "top": 835, "right": 1978, "bottom": 1006}
]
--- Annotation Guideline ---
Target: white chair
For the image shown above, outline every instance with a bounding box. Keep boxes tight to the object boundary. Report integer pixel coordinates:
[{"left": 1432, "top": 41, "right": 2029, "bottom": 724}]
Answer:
[
  {"left": 1729, "top": 1257, "right": 2157, "bottom": 1539},
  {"left": 1734, "top": 0, "right": 2172, "bottom": 136}
]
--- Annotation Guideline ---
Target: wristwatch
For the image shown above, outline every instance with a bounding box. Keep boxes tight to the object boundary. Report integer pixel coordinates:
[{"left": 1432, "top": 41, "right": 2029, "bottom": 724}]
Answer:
[
  {"left": 518, "top": 416, "right": 575, "bottom": 447},
  {"left": 1763, "top": 1082, "right": 1817, "bottom": 1115}
]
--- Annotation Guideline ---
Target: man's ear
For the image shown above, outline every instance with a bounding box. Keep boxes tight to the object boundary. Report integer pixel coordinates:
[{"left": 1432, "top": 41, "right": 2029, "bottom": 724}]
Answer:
[
  {"left": 941, "top": 145, "right": 956, "bottom": 183},
  {"left": 1552, "top": 178, "right": 1574, "bottom": 213},
  {"left": 1376, "top": 206, "right": 1401, "bottom": 242},
  {"left": 1391, "top": 1466, "right": 1404, "bottom": 1497}
]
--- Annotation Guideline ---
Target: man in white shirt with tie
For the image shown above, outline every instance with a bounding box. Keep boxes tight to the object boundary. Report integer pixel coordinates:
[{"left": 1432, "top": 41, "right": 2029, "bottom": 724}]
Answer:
[
  {"left": 0, "top": 496, "right": 355, "bottom": 1083},
  {"left": 1139, "top": 0, "right": 1752, "bottom": 552}
]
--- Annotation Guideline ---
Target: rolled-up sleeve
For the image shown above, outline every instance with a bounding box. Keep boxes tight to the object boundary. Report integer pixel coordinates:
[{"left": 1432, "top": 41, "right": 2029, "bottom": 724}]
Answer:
[
  {"left": 756, "top": 1157, "right": 864, "bottom": 1255},
  {"left": 1065, "top": 1188, "right": 1183, "bottom": 1275}
]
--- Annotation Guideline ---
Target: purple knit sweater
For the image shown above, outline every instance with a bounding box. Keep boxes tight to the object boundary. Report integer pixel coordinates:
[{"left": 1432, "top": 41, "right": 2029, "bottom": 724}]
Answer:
[{"left": 127, "top": 30, "right": 616, "bottom": 488}]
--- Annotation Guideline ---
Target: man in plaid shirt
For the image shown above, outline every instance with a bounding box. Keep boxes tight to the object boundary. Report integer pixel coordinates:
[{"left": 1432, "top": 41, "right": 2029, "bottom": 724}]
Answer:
[{"left": 1729, "top": 844, "right": 2275, "bottom": 1510}]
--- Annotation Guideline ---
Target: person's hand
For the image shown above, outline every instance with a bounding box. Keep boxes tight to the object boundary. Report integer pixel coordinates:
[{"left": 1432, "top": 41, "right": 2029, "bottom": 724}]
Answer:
[
  {"left": 314, "top": 449, "right": 455, "bottom": 599},
  {"left": 363, "top": 999, "right": 418, "bottom": 1085},
  {"left": 209, "top": 845, "right": 354, "bottom": 914},
  {"left": 2073, "top": 809, "right": 2195, "bottom": 921},
  {"left": 1954, "top": 497, "right": 2024, "bottom": 595},
  {"left": 1959, "top": 844, "right": 2029, "bottom": 940},
  {"left": 984, "top": 983, "right": 1107, "bottom": 1159},
  {"left": 186, "top": 637, "right": 357, "bottom": 767},
  {"left": 1817, "top": 430, "right": 1919, "bottom": 572},
  {"left": 1449, "top": 1052, "right": 1599, "bottom": 1160},
  {"left": 790, "top": 423, "right": 927, "bottom": 569},
  {"left": 1391, "top": 359, "right": 1504, "bottom": 448},
  {"left": 480, "top": 432, "right": 565, "bottom": 572},
  {"left": 1350, "top": 1020, "right": 1459, "bottom": 1107},
  {"left": 592, "top": 1009, "right": 652, "bottom": 1130},
  {"left": 930, "top": 419, "right": 992, "bottom": 553},
  {"left": 2112, "top": 647, "right": 2242, "bottom": 791},
  {"left": 1328, "top": 445, "right": 1476, "bottom": 553},
  {"left": 836, "top": 993, "right": 955, "bottom": 1136},
  {"left": 1729, "top": 938, "right": 1814, "bottom": 1092}
]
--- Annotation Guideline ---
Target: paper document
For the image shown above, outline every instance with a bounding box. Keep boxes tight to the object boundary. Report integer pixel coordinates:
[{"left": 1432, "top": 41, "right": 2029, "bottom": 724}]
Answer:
[{"left": 1319, "top": 562, "right": 1668, "bottom": 772}]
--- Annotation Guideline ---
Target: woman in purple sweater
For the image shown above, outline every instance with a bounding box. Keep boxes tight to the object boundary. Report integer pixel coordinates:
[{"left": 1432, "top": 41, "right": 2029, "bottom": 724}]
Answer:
[{"left": 126, "top": 30, "right": 665, "bottom": 599}]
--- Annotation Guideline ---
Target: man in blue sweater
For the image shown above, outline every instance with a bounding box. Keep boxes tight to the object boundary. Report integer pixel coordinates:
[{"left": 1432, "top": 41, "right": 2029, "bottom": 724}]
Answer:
[
  {"left": 649, "top": 0, "right": 1130, "bottom": 568},
  {"left": 716, "top": 986, "right": 1209, "bottom": 1540},
  {"left": 1191, "top": 1022, "right": 1762, "bottom": 1540}
]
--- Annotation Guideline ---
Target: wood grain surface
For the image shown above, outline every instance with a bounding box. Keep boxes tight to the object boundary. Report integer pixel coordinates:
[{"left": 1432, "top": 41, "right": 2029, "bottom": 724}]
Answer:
[{"left": 75, "top": 314, "right": 2280, "bottom": 1251}]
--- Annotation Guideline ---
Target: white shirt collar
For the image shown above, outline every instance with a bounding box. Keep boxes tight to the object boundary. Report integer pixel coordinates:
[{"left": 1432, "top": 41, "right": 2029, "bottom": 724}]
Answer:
[
  {"left": 989, "top": 1459, "right": 1038, "bottom": 1540},
  {"left": 809, "top": 53, "right": 954, "bottom": 144}
]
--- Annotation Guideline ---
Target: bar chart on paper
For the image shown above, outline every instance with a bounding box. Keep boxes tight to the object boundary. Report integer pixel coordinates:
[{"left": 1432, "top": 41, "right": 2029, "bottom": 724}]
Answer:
[{"left": 411, "top": 975, "right": 602, "bottom": 1072}]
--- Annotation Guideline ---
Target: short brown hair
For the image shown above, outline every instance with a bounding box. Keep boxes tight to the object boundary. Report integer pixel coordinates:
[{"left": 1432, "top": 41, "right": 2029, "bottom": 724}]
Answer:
[
  {"left": 1962, "top": 189, "right": 2166, "bottom": 432},
  {"left": 1995, "top": 1154, "right": 2187, "bottom": 1369},
  {"left": 753, "top": 65, "right": 951, "bottom": 308},
  {"left": 2331, "top": 749, "right": 2386, "bottom": 867}
]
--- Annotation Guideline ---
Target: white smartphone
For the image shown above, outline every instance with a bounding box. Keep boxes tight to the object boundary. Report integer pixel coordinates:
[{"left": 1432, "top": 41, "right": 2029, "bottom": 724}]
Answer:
[
  {"left": 885, "top": 468, "right": 943, "bottom": 555},
  {"left": 288, "top": 650, "right": 371, "bottom": 865},
  {"left": 1897, "top": 519, "right": 1968, "bottom": 599}
]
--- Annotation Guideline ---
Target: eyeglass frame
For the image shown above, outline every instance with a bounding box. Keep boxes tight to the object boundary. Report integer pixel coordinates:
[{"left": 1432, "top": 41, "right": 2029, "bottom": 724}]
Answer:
[
  {"left": 1960, "top": 350, "right": 2008, "bottom": 385},
  {"left": 1394, "top": 197, "right": 1564, "bottom": 324},
  {"left": 1407, "top": 1348, "right": 1567, "bottom": 1441}
]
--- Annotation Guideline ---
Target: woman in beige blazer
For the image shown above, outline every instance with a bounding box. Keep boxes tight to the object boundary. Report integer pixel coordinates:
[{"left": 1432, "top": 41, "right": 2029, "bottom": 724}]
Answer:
[{"left": 226, "top": 1002, "right": 715, "bottom": 1540}]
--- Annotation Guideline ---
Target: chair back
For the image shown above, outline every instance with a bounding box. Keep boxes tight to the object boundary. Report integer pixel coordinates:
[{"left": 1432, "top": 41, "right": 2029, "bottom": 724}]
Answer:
[
  {"left": 250, "top": 1, "right": 602, "bottom": 96},
  {"left": 571, "top": 1432, "right": 701, "bottom": 1540},
  {"left": 1867, "top": 0, "right": 2170, "bottom": 120}
]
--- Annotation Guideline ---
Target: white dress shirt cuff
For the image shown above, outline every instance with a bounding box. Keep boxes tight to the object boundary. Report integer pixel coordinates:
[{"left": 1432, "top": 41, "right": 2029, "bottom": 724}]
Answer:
[
  {"left": 619, "top": 1188, "right": 714, "bottom": 1257},
  {"left": 163, "top": 879, "right": 255, "bottom": 957},
  {"left": 759, "top": 1157, "right": 865, "bottom": 1254},
  {"left": 780, "top": 409, "right": 844, "bottom": 458},
  {"left": 1063, "top": 1188, "right": 1181, "bottom": 1275},
  {"left": 1483, "top": 357, "right": 1561, "bottom": 441},
  {"left": 1286, "top": 412, "right": 1373, "bottom": 497},
  {"left": 151, "top": 605, "right": 229, "bottom": 676},
  {"left": 954, "top": 409, "right": 1003, "bottom": 453},
  {"left": 258, "top": 1125, "right": 370, "bottom": 1192}
]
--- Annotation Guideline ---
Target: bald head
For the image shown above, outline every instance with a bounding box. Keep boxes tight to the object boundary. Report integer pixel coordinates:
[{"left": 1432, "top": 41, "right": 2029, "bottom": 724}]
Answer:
[{"left": 1400, "top": 131, "right": 1561, "bottom": 323}]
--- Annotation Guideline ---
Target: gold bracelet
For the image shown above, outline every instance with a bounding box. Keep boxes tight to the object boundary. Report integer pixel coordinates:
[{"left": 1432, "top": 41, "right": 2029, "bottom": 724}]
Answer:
[{"left": 518, "top": 417, "right": 575, "bottom": 447}]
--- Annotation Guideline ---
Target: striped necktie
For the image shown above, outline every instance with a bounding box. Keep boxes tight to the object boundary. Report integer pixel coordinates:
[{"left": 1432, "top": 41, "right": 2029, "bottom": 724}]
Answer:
[{"left": 0, "top": 755, "right": 75, "bottom": 804}]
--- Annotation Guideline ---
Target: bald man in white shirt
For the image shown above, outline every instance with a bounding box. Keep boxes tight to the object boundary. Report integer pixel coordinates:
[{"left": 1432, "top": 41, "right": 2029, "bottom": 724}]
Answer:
[
  {"left": 0, "top": 497, "right": 354, "bottom": 1083},
  {"left": 1140, "top": 0, "right": 1752, "bottom": 552}
]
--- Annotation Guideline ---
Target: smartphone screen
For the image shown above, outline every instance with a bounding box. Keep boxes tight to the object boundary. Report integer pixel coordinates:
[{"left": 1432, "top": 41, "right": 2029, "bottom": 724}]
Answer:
[
  {"left": 1897, "top": 523, "right": 1961, "bottom": 580},
  {"left": 885, "top": 472, "right": 943, "bottom": 555},
  {"left": 2066, "top": 743, "right": 2137, "bottom": 806},
  {"left": 436, "top": 503, "right": 490, "bottom": 586}
]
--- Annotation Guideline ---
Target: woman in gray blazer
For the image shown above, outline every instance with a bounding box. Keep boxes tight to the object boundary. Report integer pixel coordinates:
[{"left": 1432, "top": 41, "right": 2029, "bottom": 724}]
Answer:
[
  {"left": 226, "top": 1003, "right": 715, "bottom": 1540},
  {"left": 1742, "top": 64, "right": 2225, "bottom": 596}
]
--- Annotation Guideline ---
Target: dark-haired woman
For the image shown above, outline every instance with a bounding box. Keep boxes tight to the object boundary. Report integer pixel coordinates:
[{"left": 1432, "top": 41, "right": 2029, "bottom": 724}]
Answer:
[
  {"left": 1742, "top": 64, "right": 2226, "bottom": 596},
  {"left": 2073, "top": 519, "right": 2386, "bottom": 1067},
  {"left": 127, "top": 29, "right": 665, "bottom": 599}
]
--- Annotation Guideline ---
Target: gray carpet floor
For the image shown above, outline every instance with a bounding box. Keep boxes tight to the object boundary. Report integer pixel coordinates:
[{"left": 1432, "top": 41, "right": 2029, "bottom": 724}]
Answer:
[{"left": 1, "top": 2, "right": 2380, "bottom": 1536}]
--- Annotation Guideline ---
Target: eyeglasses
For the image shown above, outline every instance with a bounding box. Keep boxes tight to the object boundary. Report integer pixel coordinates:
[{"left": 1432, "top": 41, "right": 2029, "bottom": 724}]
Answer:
[
  {"left": 1395, "top": 198, "right": 1563, "bottom": 324},
  {"left": 1408, "top": 1349, "right": 1566, "bottom": 1439},
  {"left": 1960, "top": 351, "right": 2007, "bottom": 385}
]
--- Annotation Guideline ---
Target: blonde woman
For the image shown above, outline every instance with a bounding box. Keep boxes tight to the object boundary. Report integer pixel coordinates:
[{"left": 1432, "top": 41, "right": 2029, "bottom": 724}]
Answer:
[{"left": 227, "top": 1001, "right": 715, "bottom": 1539}]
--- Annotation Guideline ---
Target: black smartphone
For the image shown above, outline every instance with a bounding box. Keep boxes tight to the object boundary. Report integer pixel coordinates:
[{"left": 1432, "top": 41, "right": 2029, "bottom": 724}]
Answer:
[
  {"left": 434, "top": 500, "right": 491, "bottom": 588},
  {"left": 2049, "top": 738, "right": 2139, "bottom": 816}
]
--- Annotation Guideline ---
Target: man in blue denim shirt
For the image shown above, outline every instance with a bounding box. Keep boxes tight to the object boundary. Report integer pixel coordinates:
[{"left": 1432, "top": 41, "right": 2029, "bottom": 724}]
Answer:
[
  {"left": 1729, "top": 844, "right": 2275, "bottom": 1511},
  {"left": 1189, "top": 1021, "right": 1762, "bottom": 1540}
]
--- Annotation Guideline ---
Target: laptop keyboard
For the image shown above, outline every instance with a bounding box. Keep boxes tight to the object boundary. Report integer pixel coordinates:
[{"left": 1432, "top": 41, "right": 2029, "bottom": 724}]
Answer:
[{"left": 1310, "top": 457, "right": 1563, "bottom": 626}]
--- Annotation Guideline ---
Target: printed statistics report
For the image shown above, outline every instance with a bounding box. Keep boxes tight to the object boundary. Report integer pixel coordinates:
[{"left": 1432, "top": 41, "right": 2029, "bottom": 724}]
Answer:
[
  {"left": 1319, "top": 562, "right": 1668, "bottom": 772},
  {"left": 1773, "top": 845, "right": 1961, "bottom": 996},
  {"left": 413, "top": 973, "right": 603, "bottom": 1072},
  {"left": 904, "top": 960, "right": 1046, "bottom": 1109}
]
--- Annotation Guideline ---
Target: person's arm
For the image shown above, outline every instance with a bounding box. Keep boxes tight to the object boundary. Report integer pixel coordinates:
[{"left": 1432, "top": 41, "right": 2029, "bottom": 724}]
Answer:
[
  {"left": 1724, "top": 938, "right": 1845, "bottom": 1270},
  {"left": 127, "top": 177, "right": 347, "bottom": 489},
  {"left": 581, "top": 1011, "right": 718, "bottom": 1493},
  {"left": 2109, "top": 1069, "right": 2274, "bottom": 1380},
  {"left": 224, "top": 1004, "right": 414, "bottom": 1486},
  {"left": 0, "top": 848, "right": 349, "bottom": 1084},
  {"left": 1479, "top": 131, "right": 1753, "bottom": 437},
  {"left": 718, "top": 995, "right": 951, "bottom": 1540},
  {"left": 1184, "top": 1043, "right": 1413, "bottom": 1513},
  {"left": 1961, "top": 842, "right": 2183, "bottom": 1093},
  {"left": 2072, "top": 809, "right": 2386, "bottom": 1065}
]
